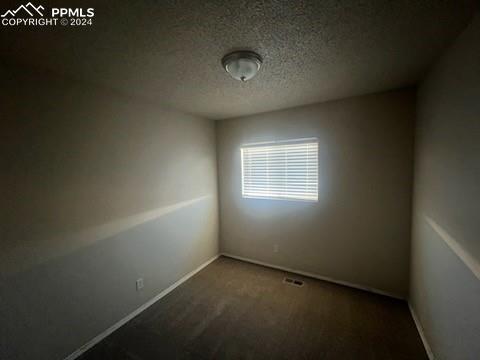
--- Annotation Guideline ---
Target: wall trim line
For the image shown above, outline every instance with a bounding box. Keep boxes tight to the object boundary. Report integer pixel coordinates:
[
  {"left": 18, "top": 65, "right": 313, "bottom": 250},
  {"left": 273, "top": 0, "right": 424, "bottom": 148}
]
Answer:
[
  {"left": 220, "top": 252, "right": 404, "bottom": 300},
  {"left": 408, "top": 302, "right": 435, "bottom": 360},
  {"left": 64, "top": 254, "right": 220, "bottom": 360}
]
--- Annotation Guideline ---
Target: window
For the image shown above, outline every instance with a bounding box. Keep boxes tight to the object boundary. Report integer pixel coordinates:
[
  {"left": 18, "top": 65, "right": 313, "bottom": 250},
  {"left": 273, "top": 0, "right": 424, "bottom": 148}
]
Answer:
[{"left": 241, "top": 138, "right": 318, "bottom": 201}]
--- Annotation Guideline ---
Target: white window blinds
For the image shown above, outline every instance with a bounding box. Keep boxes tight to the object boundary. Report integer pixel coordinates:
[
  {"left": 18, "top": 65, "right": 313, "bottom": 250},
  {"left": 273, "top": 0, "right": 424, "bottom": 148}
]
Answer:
[{"left": 241, "top": 138, "right": 318, "bottom": 201}]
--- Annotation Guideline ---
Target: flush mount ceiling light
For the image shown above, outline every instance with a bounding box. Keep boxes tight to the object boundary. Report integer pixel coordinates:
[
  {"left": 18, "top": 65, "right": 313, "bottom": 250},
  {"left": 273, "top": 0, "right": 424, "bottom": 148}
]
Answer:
[{"left": 222, "top": 51, "right": 262, "bottom": 82}]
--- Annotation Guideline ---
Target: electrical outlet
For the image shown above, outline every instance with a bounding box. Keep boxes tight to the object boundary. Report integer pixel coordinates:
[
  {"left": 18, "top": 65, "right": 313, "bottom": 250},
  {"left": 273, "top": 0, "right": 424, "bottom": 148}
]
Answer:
[
  {"left": 273, "top": 244, "right": 279, "bottom": 253},
  {"left": 136, "top": 278, "right": 144, "bottom": 291}
]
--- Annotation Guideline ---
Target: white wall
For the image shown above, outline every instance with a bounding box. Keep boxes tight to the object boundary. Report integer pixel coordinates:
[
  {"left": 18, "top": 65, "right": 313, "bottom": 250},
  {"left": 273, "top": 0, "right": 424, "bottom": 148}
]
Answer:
[
  {"left": 0, "top": 65, "right": 219, "bottom": 360},
  {"left": 217, "top": 89, "right": 415, "bottom": 297},
  {"left": 410, "top": 14, "right": 480, "bottom": 359}
]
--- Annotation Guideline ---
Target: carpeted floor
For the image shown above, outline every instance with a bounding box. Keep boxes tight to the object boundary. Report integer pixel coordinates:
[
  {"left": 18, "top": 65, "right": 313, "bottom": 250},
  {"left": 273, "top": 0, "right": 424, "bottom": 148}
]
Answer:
[{"left": 79, "top": 256, "right": 428, "bottom": 359}]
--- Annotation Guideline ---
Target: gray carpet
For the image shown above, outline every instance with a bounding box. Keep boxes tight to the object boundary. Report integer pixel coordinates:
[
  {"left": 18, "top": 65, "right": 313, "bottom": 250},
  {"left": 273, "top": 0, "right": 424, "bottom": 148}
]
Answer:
[{"left": 79, "top": 256, "right": 428, "bottom": 359}]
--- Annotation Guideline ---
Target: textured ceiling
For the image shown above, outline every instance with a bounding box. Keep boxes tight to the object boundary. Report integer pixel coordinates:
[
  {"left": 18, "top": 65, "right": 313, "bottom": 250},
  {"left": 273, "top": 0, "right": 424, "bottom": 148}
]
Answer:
[{"left": 0, "top": 0, "right": 477, "bottom": 119}]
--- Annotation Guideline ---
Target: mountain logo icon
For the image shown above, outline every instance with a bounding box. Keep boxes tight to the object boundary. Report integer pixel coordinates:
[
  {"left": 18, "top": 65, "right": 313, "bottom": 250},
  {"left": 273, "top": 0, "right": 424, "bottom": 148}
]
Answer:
[{"left": 1, "top": 2, "right": 44, "bottom": 17}]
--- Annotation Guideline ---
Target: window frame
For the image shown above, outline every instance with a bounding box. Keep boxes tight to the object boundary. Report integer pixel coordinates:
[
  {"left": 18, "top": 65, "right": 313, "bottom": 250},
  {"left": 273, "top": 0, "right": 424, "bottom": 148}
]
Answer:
[{"left": 240, "top": 138, "right": 319, "bottom": 202}]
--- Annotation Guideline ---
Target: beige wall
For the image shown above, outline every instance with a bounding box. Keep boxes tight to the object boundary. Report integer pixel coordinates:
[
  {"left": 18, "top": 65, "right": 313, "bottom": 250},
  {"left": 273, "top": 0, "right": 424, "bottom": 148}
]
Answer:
[
  {"left": 0, "top": 65, "right": 219, "bottom": 360},
  {"left": 217, "top": 89, "right": 415, "bottom": 297},
  {"left": 410, "top": 14, "right": 480, "bottom": 359}
]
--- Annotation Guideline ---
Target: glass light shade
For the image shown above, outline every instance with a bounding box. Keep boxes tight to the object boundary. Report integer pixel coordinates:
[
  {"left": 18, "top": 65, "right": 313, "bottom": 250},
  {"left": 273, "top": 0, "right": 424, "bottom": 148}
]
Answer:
[{"left": 222, "top": 51, "right": 262, "bottom": 82}]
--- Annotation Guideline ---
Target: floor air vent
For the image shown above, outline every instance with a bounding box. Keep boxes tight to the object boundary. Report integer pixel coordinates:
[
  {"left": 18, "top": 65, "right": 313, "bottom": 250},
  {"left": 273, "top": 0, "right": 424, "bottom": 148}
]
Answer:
[{"left": 283, "top": 277, "right": 304, "bottom": 287}]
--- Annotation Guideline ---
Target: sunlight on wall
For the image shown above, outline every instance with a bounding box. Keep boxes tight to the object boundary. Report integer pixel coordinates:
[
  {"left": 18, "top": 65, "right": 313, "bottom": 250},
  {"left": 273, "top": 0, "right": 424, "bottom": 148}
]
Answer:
[{"left": 0, "top": 195, "right": 212, "bottom": 277}]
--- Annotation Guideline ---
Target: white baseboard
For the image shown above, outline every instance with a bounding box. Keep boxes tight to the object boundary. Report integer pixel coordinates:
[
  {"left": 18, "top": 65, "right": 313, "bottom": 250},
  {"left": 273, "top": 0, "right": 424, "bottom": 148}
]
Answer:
[
  {"left": 64, "top": 254, "right": 220, "bottom": 360},
  {"left": 221, "top": 253, "right": 404, "bottom": 300},
  {"left": 408, "top": 303, "right": 435, "bottom": 360}
]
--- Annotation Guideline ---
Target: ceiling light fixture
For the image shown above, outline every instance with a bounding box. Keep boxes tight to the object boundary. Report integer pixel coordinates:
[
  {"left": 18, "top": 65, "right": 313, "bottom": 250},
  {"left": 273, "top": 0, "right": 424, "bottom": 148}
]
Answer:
[{"left": 222, "top": 51, "right": 262, "bottom": 82}]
